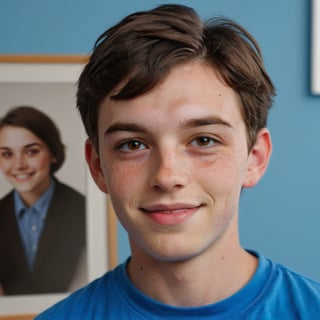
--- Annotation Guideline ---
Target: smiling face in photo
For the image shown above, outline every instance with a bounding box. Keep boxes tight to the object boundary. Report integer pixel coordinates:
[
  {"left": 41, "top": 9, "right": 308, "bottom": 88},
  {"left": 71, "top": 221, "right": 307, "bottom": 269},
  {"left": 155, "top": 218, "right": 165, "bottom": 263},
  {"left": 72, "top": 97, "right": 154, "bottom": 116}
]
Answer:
[{"left": 0, "top": 126, "right": 56, "bottom": 205}]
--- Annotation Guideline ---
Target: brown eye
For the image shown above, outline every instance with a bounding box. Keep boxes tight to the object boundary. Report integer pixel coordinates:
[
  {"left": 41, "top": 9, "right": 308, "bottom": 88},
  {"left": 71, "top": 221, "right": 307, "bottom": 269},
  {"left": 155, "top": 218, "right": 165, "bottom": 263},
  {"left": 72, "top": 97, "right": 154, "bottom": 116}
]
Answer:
[
  {"left": 191, "top": 136, "right": 215, "bottom": 147},
  {"left": 26, "top": 148, "right": 40, "bottom": 156},
  {"left": 0, "top": 151, "right": 12, "bottom": 159},
  {"left": 118, "top": 140, "right": 147, "bottom": 152},
  {"left": 127, "top": 141, "right": 142, "bottom": 150}
]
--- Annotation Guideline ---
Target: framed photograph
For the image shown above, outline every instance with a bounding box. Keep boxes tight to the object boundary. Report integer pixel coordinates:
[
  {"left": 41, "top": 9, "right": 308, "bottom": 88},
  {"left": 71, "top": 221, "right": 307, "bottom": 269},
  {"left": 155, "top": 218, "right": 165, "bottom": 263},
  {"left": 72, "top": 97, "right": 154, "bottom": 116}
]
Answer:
[
  {"left": 0, "top": 55, "right": 117, "bottom": 318},
  {"left": 312, "top": 0, "right": 320, "bottom": 94}
]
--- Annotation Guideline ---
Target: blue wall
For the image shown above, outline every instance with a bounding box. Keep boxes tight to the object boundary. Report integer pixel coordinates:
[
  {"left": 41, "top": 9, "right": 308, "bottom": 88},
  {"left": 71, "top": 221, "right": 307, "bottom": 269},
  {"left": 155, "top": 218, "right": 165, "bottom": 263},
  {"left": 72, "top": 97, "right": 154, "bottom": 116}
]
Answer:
[{"left": 1, "top": 0, "right": 320, "bottom": 280}]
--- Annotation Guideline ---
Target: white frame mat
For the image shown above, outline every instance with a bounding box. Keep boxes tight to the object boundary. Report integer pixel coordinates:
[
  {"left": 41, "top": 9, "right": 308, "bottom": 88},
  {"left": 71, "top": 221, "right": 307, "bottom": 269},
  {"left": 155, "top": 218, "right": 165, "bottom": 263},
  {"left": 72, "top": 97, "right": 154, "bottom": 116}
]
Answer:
[{"left": 0, "top": 61, "right": 108, "bottom": 316}]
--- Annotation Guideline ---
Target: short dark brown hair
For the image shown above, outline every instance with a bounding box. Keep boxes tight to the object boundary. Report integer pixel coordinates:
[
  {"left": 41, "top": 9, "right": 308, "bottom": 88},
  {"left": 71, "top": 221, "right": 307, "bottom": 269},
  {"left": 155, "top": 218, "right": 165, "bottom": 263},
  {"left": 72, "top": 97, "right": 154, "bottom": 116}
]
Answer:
[
  {"left": 0, "top": 106, "right": 65, "bottom": 173},
  {"left": 77, "top": 4, "right": 275, "bottom": 151}
]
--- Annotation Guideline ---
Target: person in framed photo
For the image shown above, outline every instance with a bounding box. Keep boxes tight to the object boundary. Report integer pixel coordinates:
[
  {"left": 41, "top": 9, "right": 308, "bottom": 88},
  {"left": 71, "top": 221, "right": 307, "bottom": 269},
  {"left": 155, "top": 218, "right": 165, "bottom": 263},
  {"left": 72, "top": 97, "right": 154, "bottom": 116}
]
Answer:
[
  {"left": 36, "top": 3, "right": 320, "bottom": 319},
  {"left": 0, "top": 105, "right": 87, "bottom": 295}
]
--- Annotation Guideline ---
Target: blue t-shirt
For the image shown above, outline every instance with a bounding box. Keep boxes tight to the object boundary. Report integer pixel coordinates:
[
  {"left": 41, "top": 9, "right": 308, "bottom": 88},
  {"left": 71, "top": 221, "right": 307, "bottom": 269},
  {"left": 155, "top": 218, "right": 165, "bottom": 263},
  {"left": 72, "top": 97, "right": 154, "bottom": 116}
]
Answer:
[{"left": 35, "top": 251, "right": 320, "bottom": 319}]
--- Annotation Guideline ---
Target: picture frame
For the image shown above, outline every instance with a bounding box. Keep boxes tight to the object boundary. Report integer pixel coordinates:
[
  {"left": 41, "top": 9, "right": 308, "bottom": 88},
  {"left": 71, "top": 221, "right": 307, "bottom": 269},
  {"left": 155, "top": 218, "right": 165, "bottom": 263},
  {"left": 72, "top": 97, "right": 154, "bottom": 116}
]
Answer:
[
  {"left": 312, "top": 0, "right": 320, "bottom": 94},
  {"left": 0, "top": 55, "right": 118, "bottom": 319}
]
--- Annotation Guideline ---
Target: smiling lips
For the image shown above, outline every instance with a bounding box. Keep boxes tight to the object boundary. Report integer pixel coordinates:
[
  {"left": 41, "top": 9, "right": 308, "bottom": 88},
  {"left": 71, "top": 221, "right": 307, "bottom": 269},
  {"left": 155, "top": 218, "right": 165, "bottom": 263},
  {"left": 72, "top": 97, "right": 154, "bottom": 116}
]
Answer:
[
  {"left": 12, "top": 173, "right": 34, "bottom": 181},
  {"left": 141, "top": 204, "right": 201, "bottom": 225}
]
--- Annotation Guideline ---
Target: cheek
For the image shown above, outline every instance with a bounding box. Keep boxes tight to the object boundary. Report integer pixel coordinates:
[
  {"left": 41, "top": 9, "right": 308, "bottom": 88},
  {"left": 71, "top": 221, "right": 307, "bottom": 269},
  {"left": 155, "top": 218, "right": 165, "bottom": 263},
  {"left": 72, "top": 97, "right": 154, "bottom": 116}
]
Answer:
[
  {"left": 0, "top": 161, "right": 10, "bottom": 173},
  {"left": 105, "top": 161, "right": 143, "bottom": 193},
  {"left": 103, "top": 163, "right": 142, "bottom": 229},
  {"left": 103, "top": 160, "right": 147, "bottom": 213},
  {"left": 196, "top": 155, "right": 239, "bottom": 185},
  {"left": 34, "top": 155, "right": 52, "bottom": 172},
  {"left": 0, "top": 159, "right": 18, "bottom": 176},
  {"left": 0, "top": 160, "right": 11, "bottom": 171},
  {"left": 195, "top": 155, "right": 245, "bottom": 207}
]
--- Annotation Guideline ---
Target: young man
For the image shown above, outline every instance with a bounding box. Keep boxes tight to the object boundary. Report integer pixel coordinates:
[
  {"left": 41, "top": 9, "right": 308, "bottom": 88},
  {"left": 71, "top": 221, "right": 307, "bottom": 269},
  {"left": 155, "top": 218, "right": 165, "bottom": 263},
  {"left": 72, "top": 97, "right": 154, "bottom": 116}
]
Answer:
[{"left": 36, "top": 4, "right": 320, "bottom": 319}]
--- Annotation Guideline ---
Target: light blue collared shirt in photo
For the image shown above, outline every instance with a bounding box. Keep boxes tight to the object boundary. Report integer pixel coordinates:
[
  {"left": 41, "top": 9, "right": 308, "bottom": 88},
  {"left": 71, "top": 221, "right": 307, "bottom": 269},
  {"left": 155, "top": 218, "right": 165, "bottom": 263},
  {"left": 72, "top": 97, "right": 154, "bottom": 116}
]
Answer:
[{"left": 14, "top": 178, "right": 56, "bottom": 270}]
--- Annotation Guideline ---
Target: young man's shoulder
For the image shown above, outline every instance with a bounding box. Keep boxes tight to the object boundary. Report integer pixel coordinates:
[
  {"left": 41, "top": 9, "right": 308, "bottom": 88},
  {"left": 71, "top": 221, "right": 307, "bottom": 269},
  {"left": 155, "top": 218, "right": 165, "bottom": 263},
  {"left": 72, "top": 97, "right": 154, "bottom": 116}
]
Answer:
[
  {"left": 247, "top": 252, "right": 320, "bottom": 318},
  {"left": 270, "top": 258, "right": 320, "bottom": 302}
]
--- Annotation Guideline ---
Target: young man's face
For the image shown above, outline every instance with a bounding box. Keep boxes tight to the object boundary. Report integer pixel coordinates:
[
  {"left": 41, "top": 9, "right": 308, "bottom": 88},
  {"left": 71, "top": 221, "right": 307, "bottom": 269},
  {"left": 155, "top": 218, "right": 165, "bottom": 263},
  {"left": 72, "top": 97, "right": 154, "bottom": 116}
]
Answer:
[
  {"left": 87, "top": 61, "right": 271, "bottom": 262},
  {"left": 0, "top": 126, "right": 55, "bottom": 203}
]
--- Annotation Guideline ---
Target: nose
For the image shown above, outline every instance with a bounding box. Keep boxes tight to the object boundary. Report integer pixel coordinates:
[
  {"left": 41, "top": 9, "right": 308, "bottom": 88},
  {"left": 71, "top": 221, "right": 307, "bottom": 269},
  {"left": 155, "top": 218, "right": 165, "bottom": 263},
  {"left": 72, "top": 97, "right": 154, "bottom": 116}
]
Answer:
[
  {"left": 150, "top": 147, "right": 188, "bottom": 192},
  {"left": 13, "top": 154, "right": 28, "bottom": 170}
]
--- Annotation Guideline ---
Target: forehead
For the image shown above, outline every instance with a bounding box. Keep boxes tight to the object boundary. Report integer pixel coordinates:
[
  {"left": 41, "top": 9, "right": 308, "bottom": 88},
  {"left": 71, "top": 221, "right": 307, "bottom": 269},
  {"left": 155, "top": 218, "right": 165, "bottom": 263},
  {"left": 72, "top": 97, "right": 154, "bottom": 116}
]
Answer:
[
  {"left": 0, "top": 126, "right": 43, "bottom": 148},
  {"left": 99, "top": 61, "right": 243, "bottom": 131}
]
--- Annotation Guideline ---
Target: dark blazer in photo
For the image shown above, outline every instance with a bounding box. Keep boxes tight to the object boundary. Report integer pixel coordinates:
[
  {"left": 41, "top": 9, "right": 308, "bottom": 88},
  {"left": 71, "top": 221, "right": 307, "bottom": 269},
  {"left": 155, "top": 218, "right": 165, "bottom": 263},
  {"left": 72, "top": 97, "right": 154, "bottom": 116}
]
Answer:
[{"left": 0, "top": 179, "right": 86, "bottom": 295}]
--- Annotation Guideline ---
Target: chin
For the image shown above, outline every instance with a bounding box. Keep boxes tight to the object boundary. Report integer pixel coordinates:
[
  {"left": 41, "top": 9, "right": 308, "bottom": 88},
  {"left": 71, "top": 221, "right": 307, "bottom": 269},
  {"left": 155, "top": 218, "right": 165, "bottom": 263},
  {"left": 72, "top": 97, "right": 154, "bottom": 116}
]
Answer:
[{"left": 15, "top": 185, "right": 35, "bottom": 194}]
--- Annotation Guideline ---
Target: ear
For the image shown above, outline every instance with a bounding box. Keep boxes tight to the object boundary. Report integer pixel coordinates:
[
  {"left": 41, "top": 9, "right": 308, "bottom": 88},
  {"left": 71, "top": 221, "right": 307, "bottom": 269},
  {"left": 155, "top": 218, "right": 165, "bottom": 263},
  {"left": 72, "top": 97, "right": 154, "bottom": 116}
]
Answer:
[
  {"left": 85, "top": 139, "right": 109, "bottom": 193},
  {"left": 243, "top": 128, "right": 272, "bottom": 188}
]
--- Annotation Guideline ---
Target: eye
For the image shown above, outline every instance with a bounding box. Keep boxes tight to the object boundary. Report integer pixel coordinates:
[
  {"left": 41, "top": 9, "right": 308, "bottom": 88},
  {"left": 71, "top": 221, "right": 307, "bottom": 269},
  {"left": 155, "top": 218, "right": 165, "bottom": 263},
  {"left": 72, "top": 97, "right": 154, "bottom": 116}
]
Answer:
[
  {"left": 26, "top": 148, "right": 40, "bottom": 156},
  {"left": 190, "top": 136, "right": 216, "bottom": 148},
  {"left": 117, "top": 140, "right": 147, "bottom": 152},
  {"left": 0, "top": 151, "right": 12, "bottom": 159}
]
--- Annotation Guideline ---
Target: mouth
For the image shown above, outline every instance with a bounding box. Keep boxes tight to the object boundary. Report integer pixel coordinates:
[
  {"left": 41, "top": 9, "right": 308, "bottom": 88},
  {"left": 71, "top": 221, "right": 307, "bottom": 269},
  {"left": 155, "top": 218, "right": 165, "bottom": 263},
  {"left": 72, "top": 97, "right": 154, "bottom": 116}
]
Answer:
[
  {"left": 12, "top": 173, "right": 34, "bottom": 181},
  {"left": 141, "top": 203, "right": 203, "bottom": 225}
]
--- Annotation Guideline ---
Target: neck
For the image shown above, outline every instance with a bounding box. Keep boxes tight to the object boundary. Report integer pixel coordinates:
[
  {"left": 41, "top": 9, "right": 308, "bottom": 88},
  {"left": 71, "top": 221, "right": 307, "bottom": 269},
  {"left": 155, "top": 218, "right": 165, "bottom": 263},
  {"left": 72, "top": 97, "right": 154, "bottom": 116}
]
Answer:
[{"left": 127, "top": 234, "right": 257, "bottom": 307}]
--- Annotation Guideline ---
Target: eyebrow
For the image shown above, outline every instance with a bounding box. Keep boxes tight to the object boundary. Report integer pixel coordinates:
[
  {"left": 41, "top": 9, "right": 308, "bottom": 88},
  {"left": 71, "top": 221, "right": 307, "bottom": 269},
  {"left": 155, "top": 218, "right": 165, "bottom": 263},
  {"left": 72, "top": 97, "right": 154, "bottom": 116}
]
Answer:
[
  {"left": 104, "top": 116, "right": 233, "bottom": 136},
  {"left": 105, "top": 123, "right": 148, "bottom": 136},
  {"left": 179, "top": 116, "right": 233, "bottom": 130}
]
